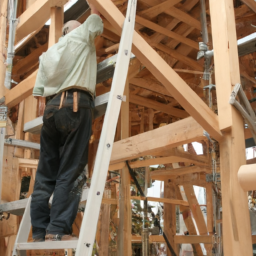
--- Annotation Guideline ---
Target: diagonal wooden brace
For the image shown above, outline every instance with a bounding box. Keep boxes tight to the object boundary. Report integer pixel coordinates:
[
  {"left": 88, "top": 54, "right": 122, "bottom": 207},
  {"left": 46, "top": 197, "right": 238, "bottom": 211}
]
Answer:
[{"left": 230, "top": 83, "right": 256, "bottom": 143}]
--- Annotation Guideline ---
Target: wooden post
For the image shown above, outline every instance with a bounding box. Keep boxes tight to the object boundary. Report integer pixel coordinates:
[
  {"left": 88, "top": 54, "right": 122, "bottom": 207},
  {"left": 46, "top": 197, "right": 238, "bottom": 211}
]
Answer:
[
  {"left": 98, "top": 204, "right": 110, "bottom": 256},
  {"left": 164, "top": 180, "right": 178, "bottom": 256},
  {"left": 148, "top": 109, "right": 154, "bottom": 131},
  {"left": 176, "top": 187, "right": 203, "bottom": 256},
  {"left": 48, "top": 6, "right": 63, "bottom": 47},
  {"left": 209, "top": 0, "right": 253, "bottom": 254},
  {"left": 183, "top": 185, "right": 212, "bottom": 255},
  {"left": 117, "top": 79, "right": 131, "bottom": 256},
  {"left": 0, "top": 0, "right": 8, "bottom": 98}
]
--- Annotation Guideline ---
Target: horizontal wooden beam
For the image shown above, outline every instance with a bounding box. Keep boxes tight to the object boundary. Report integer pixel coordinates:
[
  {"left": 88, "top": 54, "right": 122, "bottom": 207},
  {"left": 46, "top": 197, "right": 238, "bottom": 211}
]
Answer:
[
  {"left": 110, "top": 117, "right": 205, "bottom": 164},
  {"left": 128, "top": 155, "right": 209, "bottom": 169},
  {"left": 132, "top": 235, "right": 165, "bottom": 243},
  {"left": 174, "top": 235, "right": 213, "bottom": 244},
  {"left": 5, "top": 70, "right": 38, "bottom": 108},
  {"left": 129, "top": 94, "right": 188, "bottom": 118},
  {"left": 13, "top": 43, "right": 48, "bottom": 75},
  {"left": 16, "top": 0, "right": 68, "bottom": 43},
  {"left": 151, "top": 166, "right": 211, "bottom": 181},
  {"left": 91, "top": 0, "right": 222, "bottom": 141},
  {"left": 175, "top": 173, "right": 206, "bottom": 186},
  {"left": 131, "top": 196, "right": 189, "bottom": 206}
]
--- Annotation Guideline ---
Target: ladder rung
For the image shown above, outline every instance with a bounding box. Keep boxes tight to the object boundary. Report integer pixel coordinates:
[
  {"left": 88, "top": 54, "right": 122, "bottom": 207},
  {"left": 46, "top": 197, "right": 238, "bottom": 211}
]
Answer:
[{"left": 17, "top": 241, "right": 78, "bottom": 250}]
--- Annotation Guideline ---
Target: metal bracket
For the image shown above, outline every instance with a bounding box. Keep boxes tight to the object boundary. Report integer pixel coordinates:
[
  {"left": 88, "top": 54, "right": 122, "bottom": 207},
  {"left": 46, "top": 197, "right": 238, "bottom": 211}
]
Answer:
[
  {"left": 230, "top": 83, "right": 256, "bottom": 144},
  {"left": 0, "top": 211, "right": 10, "bottom": 221},
  {"left": 206, "top": 173, "right": 221, "bottom": 183},
  {"left": 0, "top": 106, "right": 8, "bottom": 127}
]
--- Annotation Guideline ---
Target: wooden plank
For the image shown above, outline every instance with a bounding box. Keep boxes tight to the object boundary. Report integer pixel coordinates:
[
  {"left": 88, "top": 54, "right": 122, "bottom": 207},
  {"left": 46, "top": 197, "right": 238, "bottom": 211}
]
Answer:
[
  {"left": 129, "top": 94, "right": 188, "bottom": 118},
  {"left": 209, "top": 0, "right": 252, "bottom": 254},
  {"left": 174, "top": 235, "right": 212, "bottom": 244},
  {"left": 15, "top": 0, "right": 68, "bottom": 43},
  {"left": 240, "top": 0, "right": 256, "bottom": 13},
  {"left": 90, "top": 0, "right": 222, "bottom": 141},
  {"left": 110, "top": 117, "right": 205, "bottom": 164},
  {"left": 151, "top": 166, "right": 211, "bottom": 180},
  {"left": 131, "top": 196, "right": 189, "bottom": 206},
  {"left": 131, "top": 235, "right": 165, "bottom": 243}
]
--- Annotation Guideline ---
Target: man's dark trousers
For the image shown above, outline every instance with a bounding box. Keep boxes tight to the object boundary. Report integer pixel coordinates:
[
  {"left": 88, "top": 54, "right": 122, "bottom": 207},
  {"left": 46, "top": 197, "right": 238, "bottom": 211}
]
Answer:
[{"left": 30, "top": 89, "right": 94, "bottom": 240}]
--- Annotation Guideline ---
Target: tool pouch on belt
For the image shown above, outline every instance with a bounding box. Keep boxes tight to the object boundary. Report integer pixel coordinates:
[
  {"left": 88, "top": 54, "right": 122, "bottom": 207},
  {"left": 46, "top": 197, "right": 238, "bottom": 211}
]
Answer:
[{"left": 59, "top": 91, "right": 78, "bottom": 112}]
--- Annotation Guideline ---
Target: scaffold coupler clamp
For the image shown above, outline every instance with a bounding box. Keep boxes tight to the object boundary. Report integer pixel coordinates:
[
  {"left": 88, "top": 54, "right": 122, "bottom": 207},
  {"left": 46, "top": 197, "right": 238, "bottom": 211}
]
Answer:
[
  {"left": 0, "top": 211, "right": 10, "bottom": 221},
  {"left": 0, "top": 103, "right": 8, "bottom": 128},
  {"left": 230, "top": 83, "right": 256, "bottom": 144}
]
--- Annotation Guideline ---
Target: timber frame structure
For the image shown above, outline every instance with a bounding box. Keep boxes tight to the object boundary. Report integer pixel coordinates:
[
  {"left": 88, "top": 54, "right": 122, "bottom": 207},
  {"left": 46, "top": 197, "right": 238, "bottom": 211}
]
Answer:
[{"left": 0, "top": 0, "right": 256, "bottom": 255}]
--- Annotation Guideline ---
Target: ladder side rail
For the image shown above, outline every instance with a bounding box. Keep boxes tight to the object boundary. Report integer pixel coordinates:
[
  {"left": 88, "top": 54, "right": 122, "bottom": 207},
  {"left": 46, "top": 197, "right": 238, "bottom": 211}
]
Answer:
[
  {"left": 75, "top": 1, "right": 137, "bottom": 255},
  {"left": 12, "top": 197, "right": 32, "bottom": 256}
]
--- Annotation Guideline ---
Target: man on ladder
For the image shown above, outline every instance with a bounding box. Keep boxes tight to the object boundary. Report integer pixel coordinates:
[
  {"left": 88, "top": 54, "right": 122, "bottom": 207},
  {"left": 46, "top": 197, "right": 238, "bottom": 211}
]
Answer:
[{"left": 30, "top": 1, "right": 103, "bottom": 242}]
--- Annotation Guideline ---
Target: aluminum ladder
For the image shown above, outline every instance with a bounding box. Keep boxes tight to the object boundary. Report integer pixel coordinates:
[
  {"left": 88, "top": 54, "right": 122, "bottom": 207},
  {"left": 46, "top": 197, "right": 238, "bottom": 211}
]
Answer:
[{"left": 11, "top": 0, "right": 137, "bottom": 255}]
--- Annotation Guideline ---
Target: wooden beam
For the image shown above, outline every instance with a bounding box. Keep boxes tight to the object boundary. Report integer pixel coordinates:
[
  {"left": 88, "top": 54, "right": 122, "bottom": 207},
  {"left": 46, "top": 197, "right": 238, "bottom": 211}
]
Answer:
[
  {"left": 5, "top": 70, "right": 38, "bottom": 108},
  {"left": 139, "top": 0, "right": 182, "bottom": 19},
  {"left": 209, "top": 0, "right": 252, "bottom": 254},
  {"left": 151, "top": 166, "right": 211, "bottom": 180},
  {"left": 15, "top": 0, "right": 68, "bottom": 43},
  {"left": 164, "top": 180, "right": 178, "bottom": 255},
  {"left": 110, "top": 117, "right": 205, "bottom": 164},
  {"left": 90, "top": 0, "right": 222, "bottom": 141},
  {"left": 48, "top": 6, "right": 63, "bottom": 47},
  {"left": 136, "top": 16, "right": 198, "bottom": 50},
  {"left": 175, "top": 173, "right": 206, "bottom": 186},
  {"left": 176, "top": 187, "right": 203, "bottom": 255},
  {"left": 128, "top": 155, "right": 209, "bottom": 169},
  {"left": 152, "top": 42, "right": 202, "bottom": 70},
  {"left": 139, "top": 0, "right": 201, "bottom": 30},
  {"left": 131, "top": 196, "right": 189, "bottom": 206},
  {"left": 129, "top": 94, "right": 188, "bottom": 118},
  {"left": 12, "top": 43, "right": 48, "bottom": 75},
  {"left": 240, "top": 0, "right": 256, "bottom": 13},
  {"left": 130, "top": 78, "right": 171, "bottom": 96},
  {"left": 118, "top": 79, "right": 132, "bottom": 256},
  {"left": 183, "top": 185, "right": 211, "bottom": 253},
  {"left": 101, "top": 28, "right": 120, "bottom": 42},
  {"left": 149, "top": 0, "right": 199, "bottom": 44},
  {"left": 175, "top": 235, "right": 213, "bottom": 244},
  {"left": 131, "top": 235, "right": 165, "bottom": 243}
]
